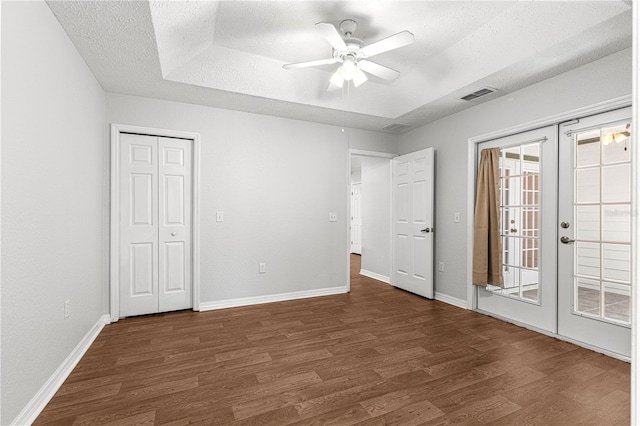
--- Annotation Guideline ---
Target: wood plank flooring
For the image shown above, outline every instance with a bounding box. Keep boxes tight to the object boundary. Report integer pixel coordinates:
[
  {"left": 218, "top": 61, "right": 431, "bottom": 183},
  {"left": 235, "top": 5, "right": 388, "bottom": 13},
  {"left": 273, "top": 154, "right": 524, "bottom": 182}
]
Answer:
[{"left": 35, "top": 255, "right": 630, "bottom": 425}]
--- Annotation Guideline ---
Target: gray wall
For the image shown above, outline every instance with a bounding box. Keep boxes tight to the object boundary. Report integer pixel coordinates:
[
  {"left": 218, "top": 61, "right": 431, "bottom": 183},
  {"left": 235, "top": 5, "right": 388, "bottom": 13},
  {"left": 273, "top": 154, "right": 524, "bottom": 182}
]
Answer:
[
  {"left": 1, "top": 2, "right": 106, "bottom": 423},
  {"left": 361, "top": 157, "right": 391, "bottom": 280},
  {"left": 1, "top": 2, "right": 398, "bottom": 420},
  {"left": 399, "top": 48, "right": 632, "bottom": 302},
  {"left": 106, "top": 93, "right": 397, "bottom": 304}
]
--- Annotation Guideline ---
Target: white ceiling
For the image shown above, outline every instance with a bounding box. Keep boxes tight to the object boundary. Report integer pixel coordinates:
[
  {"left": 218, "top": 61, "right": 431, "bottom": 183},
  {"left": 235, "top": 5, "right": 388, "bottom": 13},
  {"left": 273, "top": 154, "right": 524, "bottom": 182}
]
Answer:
[{"left": 46, "top": 1, "right": 632, "bottom": 134}]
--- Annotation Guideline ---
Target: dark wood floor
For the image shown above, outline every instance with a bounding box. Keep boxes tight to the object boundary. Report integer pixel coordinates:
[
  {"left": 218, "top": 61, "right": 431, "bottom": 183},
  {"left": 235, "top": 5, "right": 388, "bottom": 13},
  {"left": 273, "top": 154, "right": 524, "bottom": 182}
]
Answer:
[{"left": 35, "top": 255, "right": 630, "bottom": 425}]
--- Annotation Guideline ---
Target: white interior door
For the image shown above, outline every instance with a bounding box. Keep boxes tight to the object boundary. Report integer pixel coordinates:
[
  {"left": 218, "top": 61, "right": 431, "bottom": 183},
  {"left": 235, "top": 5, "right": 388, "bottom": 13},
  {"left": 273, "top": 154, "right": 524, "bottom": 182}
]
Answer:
[
  {"left": 392, "top": 148, "right": 434, "bottom": 298},
  {"left": 119, "top": 133, "right": 192, "bottom": 317},
  {"left": 476, "top": 126, "right": 558, "bottom": 333},
  {"left": 558, "top": 107, "right": 632, "bottom": 358},
  {"left": 351, "top": 183, "right": 362, "bottom": 254}
]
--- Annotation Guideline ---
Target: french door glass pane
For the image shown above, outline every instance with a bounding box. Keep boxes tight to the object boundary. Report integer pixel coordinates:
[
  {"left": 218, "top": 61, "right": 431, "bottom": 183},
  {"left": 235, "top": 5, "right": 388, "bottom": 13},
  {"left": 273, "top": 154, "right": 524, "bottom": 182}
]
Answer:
[
  {"left": 603, "top": 282, "right": 630, "bottom": 323},
  {"left": 493, "top": 141, "right": 541, "bottom": 303},
  {"left": 576, "top": 168, "right": 600, "bottom": 203},
  {"left": 573, "top": 122, "right": 631, "bottom": 325},
  {"left": 576, "top": 129, "right": 600, "bottom": 167},
  {"left": 602, "top": 124, "right": 631, "bottom": 164},
  {"left": 576, "top": 277, "right": 601, "bottom": 316},
  {"left": 602, "top": 204, "right": 630, "bottom": 243},
  {"left": 576, "top": 242, "right": 600, "bottom": 278},
  {"left": 602, "top": 243, "right": 630, "bottom": 282},
  {"left": 602, "top": 164, "right": 630, "bottom": 203},
  {"left": 575, "top": 205, "right": 600, "bottom": 240}
]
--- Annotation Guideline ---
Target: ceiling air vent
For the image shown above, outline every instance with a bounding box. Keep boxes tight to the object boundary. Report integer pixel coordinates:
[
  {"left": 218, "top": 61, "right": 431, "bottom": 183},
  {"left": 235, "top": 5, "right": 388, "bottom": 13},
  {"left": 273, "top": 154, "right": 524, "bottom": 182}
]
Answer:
[
  {"left": 382, "top": 122, "right": 412, "bottom": 133},
  {"left": 461, "top": 87, "right": 496, "bottom": 101}
]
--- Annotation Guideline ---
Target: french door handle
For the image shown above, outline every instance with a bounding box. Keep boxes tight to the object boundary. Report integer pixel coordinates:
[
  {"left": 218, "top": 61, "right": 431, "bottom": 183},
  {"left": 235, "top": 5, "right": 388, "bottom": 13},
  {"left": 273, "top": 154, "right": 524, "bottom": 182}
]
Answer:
[
  {"left": 560, "top": 236, "right": 575, "bottom": 244},
  {"left": 420, "top": 228, "right": 433, "bottom": 233}
]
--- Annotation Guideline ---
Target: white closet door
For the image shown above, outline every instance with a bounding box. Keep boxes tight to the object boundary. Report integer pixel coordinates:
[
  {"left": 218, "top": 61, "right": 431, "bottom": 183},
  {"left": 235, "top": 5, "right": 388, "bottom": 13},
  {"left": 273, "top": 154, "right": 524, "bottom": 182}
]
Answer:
[
  {"left": 119, "top": 134, "right": 160, "bottom": 317},
  {"left": 158, "top": 137, "right": 192, "bottom": 312},
  {"left": 119, "top": 134, "right": 192, "bottom": 317}
]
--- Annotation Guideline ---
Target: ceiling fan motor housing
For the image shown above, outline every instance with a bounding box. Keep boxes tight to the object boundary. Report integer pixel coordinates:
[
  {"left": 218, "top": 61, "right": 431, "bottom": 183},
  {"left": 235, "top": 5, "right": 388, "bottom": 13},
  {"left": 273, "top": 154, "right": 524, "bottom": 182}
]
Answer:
[{"left": 339, "top": 19, "right": 358, "bottom": 37}]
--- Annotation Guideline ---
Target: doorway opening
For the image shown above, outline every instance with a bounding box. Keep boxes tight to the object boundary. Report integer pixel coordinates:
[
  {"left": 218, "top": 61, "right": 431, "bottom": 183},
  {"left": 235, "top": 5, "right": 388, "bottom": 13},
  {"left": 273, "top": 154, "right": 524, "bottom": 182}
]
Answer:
[{"left": 347, "top": 150, "right": 395, "bottom": 291}]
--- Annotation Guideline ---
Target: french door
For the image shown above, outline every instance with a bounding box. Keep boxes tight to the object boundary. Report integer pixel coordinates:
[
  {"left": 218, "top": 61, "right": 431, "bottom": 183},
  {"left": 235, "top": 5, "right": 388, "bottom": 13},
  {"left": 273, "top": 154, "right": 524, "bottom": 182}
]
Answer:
[
  {"left": 476, "top": 126, "right": 558, "bottom": 333},
  {"left": 476, "top": 107, "right": 632, "bottom": 358},
  {"left": 119, "top": 133, "right": 193, "bottom": 317},
  {"left": 558, "top": 107, "right": 632, "bottom": 357}
]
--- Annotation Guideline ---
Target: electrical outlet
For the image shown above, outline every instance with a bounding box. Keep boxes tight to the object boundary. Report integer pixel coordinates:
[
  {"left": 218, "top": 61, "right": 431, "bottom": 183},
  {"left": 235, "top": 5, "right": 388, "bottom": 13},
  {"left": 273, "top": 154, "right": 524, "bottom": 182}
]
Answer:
[
  {"left": 454, "top": 212, "right": 461, "bottom": 223},
  {"left": 329, "top": 212, "right": 337, "bottom": 222},
  {"left": 216, "top": 211, "right": 224, "bottom": 222},
  {"left": 259, "top": 263, "right": 266, "bottom": 274},
  {"left": 438, "top": 262, "right": 445, "bottom": 272},
  {"left": 64, "top": 300, "right": 70, "bottom": 319}
]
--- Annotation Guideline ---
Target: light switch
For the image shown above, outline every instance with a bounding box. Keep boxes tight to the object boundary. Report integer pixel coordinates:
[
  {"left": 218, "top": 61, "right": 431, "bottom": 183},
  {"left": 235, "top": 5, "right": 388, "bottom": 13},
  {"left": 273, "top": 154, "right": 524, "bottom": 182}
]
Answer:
[
  {"left": 216, "top": 211, "right": 224, "bottom": 222},
  {"left": 454, "top": 212, "right": 461, "bottom": 223}
]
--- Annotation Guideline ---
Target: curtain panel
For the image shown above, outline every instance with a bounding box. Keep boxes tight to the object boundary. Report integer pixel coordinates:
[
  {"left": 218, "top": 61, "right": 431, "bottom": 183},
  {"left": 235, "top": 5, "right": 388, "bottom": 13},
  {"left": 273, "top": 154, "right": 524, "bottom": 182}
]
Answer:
[{"left": 472, "top": 147, "right": 504, "bottom": 287}]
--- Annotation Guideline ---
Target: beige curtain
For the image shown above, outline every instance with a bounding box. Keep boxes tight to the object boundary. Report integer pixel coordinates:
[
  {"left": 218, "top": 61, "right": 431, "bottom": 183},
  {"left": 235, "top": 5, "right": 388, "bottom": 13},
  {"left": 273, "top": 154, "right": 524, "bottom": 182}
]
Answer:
[{"left": 473, "top": 148, "right": 504, "bottom": 287}]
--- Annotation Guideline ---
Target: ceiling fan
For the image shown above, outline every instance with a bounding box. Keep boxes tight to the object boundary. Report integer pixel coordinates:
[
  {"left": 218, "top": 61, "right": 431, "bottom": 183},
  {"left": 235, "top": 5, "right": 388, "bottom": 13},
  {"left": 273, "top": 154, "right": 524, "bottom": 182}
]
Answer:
[{"left": 283, "top": 19, "right": 414, "bottom": 90}]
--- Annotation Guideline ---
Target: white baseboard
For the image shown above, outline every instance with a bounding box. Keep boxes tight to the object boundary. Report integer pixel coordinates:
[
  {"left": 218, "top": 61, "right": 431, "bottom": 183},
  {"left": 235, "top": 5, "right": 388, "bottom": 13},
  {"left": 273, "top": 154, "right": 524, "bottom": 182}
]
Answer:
[
  {"left": 359, "top": 269, "right": 390, "bottom": 284},
  {"left": 11, "top": 314, "right": 111, "bottom": 426},
  {"left": 199, "top": 286, "right": 348, "bottom": 311},
  {"left": 435, "top": 292, "right": 468, "bottom": 309}
]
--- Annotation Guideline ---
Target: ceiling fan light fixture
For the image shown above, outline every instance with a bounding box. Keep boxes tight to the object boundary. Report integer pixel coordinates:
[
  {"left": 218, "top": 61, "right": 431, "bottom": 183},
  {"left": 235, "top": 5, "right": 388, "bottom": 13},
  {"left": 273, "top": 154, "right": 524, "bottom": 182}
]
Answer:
[
  {"left": 329, "top": 68, "right": 344, "bottom": 88},
  {"left": 341, "top": 57, "right": 357, "bottom": 81},
  {"left": 352, "top": 68, "right": 368, "bottom": 87}
]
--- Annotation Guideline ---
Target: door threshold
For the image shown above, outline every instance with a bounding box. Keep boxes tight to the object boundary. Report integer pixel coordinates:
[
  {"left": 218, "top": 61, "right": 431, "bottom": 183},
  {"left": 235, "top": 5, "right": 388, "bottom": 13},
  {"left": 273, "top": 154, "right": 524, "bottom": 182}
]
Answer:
[{"left": 475, "top": 308, "right": 630, "bottom": 362}]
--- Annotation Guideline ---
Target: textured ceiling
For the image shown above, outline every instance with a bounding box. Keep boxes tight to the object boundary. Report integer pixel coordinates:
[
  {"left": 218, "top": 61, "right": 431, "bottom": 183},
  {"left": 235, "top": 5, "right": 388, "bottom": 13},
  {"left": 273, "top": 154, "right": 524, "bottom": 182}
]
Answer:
[{"left": 46, "top": 1, "right": 632, "bottom": 134}]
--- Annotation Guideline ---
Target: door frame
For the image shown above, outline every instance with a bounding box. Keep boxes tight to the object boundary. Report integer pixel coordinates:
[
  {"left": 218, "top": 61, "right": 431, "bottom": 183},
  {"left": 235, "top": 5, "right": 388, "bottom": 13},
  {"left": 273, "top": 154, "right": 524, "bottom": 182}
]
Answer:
[
  {"left": 110, "top": 123, "right": 201, "bottom": 322},
  {"left": 350, "top": 182, "right": 362, "bottom": 255},
  {"left": 347, "top": 149, "right": 396, "bottom": 292}
]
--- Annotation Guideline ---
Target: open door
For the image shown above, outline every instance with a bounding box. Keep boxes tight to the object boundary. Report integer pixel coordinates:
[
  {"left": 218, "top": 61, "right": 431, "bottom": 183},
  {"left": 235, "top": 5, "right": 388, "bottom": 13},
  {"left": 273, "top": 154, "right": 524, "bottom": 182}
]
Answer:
[{"left": 391, "top": 148, "right": 435, "bottom": 298}]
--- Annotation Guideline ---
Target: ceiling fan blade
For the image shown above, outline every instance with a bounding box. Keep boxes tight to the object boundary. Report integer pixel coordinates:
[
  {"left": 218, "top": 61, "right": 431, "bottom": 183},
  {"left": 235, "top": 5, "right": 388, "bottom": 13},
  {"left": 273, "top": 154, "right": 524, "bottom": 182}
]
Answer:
[
  {"left": 283, "top": 57, "right": 338, "bottom": 70},
  {"left": 315, "top": 22, "right": 347, "bottom": 51},
  {"left": 360, "top": 30, "right": 414, "bottom": 58},
  {"left": 358, "top": 60, "right": 400, "bottom": 81}
]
